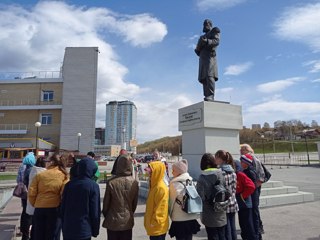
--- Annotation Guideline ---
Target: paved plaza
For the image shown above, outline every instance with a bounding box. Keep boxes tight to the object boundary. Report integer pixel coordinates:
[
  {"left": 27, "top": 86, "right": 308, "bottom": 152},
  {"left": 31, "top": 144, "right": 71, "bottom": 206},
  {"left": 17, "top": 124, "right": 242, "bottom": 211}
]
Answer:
[{"left": 1, "top": 164, "right": 320, "bottom": 240}]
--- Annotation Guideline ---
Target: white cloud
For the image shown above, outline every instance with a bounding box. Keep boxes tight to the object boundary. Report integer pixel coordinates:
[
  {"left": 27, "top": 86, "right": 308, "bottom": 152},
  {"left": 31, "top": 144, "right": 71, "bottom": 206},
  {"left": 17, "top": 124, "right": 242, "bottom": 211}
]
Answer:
[
  {"left": 257, "top": 77, "right": 304, "bottom": 93},
  {"left": 273, "top": 3, "right": 320, "bottom": 52},
  {"left": 244, "top": 98, "right": 320, "bottom": 127},
  {"left": 0, "top": 1, "right": 168, "bottom": 142},
  {"left": 217, "top": 87, "right": 234, "bottom": 93},
  {"left": 224, "top": 62, "right": 253, "bottom": 76},
  {"left": 303, "top": 60, "right": 320, "bottom": 73},
  {"left": 135, "top": 94, "right": 192, "bottom": 143},
  {"left": 108, "top": 14, "right": 167, "bottom": 47},
  {"left": 312, "top": 78, "right": 320, "bottom": 83},
  {"left": 196, "top": 0, "right": 247, "bottom": 11}
]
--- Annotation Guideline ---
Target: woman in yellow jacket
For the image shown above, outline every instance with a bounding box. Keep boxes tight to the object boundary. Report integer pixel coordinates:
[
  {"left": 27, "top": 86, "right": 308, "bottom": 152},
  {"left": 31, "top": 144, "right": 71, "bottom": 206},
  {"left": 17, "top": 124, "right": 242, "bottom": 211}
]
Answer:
[
  {"left": 144, "top": 161, "right": 169, "bottom": 240},
  {"left": 28, "top": 154, "right": 69, "bottom": 240}
]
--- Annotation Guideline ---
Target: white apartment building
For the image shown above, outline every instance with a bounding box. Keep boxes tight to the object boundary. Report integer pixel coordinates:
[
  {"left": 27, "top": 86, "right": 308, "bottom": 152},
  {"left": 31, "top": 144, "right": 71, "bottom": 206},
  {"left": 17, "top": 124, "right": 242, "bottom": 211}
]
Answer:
[{"left": 105, "top": 101, "right": 137, "bottom": 152}]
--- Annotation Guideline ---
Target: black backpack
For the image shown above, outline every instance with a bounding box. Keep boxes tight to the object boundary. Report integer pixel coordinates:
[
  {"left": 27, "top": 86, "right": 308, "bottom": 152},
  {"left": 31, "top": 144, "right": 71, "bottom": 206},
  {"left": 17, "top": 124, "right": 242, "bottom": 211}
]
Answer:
[
  {"left": 261, "top": 163, "right": 271, "bottom": 182},
  {"left": 211, "top": 179, "right": 231, "bottom": 212}
]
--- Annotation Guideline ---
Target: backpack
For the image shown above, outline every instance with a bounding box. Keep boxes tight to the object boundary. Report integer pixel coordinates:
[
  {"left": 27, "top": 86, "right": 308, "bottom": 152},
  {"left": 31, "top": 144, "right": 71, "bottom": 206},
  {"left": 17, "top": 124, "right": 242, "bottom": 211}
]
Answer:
[
  {"left": 261, "top": 163, "right": 271, "bottom": 182},
  {"left": 175, "top": 179, "right": 202, "bottom": 214},
  {"left": 211, "top": 179, "right": 231, "bottom": 212}
]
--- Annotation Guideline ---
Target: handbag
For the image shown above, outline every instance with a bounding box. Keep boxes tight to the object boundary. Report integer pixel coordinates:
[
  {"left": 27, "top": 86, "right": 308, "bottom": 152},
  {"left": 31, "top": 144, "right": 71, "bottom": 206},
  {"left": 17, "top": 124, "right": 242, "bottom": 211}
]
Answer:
[{"left": 13, "top": 182, "right": 28, "bottom": 199}]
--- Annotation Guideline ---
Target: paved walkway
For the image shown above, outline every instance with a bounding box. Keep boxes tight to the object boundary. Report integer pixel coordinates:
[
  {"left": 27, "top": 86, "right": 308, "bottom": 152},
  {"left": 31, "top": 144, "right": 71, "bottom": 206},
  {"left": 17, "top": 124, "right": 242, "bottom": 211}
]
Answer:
[{"left": 2, "top": 165, "right": 320, "bottom": 240}]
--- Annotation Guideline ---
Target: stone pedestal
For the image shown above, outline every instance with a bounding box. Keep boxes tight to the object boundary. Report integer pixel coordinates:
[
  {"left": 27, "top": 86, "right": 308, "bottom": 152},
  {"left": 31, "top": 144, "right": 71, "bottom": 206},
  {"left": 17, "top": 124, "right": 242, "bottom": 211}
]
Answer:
[{"left": 178, "top": 101, "right": 243, "bottom": 179}]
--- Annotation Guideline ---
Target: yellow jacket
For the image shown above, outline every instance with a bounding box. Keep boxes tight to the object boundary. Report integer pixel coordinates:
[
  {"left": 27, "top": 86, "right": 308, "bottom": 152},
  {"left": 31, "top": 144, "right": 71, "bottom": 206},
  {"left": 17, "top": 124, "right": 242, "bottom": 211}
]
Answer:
[
  {"left": 144, "top": 161, "right": 169, "bottom": 236},
  {"left": 28, "top": 166, "right": 69, "bottom": 208}
]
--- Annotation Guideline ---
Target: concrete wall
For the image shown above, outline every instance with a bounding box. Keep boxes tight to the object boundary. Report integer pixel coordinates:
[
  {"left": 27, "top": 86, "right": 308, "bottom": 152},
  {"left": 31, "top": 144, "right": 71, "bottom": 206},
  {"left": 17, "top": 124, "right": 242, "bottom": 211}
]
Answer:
[
  {"left": 59, "top": 47, "right": 98, "bottom": 153},
  {"left": 0, "top": 109, "right": 61, "bottom": 146},
  {"left": 0, "top": 82, "right": 62, "bottom": 105}
]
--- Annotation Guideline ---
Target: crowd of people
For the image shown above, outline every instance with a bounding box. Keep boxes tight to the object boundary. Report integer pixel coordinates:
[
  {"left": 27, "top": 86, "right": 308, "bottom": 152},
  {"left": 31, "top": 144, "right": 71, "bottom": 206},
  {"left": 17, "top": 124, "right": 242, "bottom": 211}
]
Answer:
[{"left": 15, "top": 144, "right": 268, "bottom": 240}]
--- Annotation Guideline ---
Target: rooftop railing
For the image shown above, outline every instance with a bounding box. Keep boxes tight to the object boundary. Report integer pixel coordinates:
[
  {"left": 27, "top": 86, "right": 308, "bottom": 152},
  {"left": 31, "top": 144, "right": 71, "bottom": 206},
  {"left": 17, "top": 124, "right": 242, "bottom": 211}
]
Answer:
[{"left": 0, "top": 71, "right": 61, "bottom": 80}]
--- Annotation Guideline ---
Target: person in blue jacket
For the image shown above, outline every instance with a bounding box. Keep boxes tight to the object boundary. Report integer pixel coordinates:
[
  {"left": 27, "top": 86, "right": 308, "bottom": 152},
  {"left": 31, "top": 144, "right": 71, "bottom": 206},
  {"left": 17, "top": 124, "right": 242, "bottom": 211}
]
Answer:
[{"left": 61, "top": 157, "right": 101, "bottom": 240}]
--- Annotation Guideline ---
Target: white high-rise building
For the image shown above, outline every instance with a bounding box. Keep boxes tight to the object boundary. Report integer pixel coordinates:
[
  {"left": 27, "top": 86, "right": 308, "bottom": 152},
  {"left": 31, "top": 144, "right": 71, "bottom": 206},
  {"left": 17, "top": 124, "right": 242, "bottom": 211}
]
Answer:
[{"left": 105, "top": 101, "right": 137, "bottom": 151}]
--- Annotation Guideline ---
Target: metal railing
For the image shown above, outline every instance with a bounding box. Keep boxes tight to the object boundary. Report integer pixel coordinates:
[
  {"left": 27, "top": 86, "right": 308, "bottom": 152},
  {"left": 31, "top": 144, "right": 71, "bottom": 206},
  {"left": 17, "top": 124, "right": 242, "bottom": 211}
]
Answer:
[
  {"left": 0, "top": 99, "right": 62, "bottom": 106},
  {"left": 0, "top": 71, "right": 61, "bottom": 80},
  {"left": 254, "top": 152, "right": 319, "bottom": 166},
  {"left": 0, "top": 124, "right": 28, "bottom": 131}
]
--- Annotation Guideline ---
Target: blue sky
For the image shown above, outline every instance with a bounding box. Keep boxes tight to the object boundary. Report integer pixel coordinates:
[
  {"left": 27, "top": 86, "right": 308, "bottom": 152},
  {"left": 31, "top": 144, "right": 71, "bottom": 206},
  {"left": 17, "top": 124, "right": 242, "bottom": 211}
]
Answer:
[{"left": 0, "top": 0, "right": 320, "bottom": 143}]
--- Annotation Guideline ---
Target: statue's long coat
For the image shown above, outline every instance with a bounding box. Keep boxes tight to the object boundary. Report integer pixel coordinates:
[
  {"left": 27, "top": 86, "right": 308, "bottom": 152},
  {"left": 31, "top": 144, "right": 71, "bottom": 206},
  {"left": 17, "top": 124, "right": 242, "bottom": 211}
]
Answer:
[{"left": 196, "top": 27, "right": 220, "bottom": 83}]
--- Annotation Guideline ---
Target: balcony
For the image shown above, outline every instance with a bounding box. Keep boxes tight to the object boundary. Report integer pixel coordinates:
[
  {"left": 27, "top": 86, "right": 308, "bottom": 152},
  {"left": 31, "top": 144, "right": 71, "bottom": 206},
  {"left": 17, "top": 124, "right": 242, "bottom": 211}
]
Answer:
[
  {"left": 0, "top": 124, "right": 28, "bottom": 134},
  {"left": 0, "top": 99, "right": 62, "bottom": 110}
]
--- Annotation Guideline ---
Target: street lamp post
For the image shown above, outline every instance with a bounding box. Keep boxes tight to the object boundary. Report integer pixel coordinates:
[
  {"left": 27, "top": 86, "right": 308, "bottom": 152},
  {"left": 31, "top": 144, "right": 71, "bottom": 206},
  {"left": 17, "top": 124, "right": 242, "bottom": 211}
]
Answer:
[
  {"left": 303, "top": 130, "right": 310, "bottom": 165},
  {"left": 34, "top": 122, "right": 41, "bottom": 156},
  {"left": 122, "top": 127, "right": 126, "bottom": 150},
  {"left": 77, "top": 133, "right": 82, "bottom": 152},
  {"left": 261, "top": 134, "right": 266, "bottom": 163}
]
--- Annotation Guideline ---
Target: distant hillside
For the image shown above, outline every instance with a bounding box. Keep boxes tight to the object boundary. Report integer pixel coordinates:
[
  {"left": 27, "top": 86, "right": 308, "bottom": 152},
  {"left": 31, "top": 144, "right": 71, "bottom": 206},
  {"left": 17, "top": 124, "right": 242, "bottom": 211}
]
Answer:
[
  {"left": 137, "top": 134, "right": 319, "bottom": 155},
  {"left": 137, "top": 136, "right": 182, "bottom": 155}
]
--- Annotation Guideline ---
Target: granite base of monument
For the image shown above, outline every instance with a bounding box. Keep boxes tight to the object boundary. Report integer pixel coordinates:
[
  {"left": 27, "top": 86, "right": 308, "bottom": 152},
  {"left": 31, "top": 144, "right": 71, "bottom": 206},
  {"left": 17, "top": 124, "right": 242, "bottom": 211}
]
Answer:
[{"left": 178, "top": 101, "right": 243, "bottom": 179}]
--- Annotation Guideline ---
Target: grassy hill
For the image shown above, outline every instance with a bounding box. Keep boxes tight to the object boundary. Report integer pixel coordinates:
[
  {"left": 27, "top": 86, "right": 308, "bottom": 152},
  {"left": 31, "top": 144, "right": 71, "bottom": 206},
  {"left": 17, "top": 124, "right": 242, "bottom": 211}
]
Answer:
[
  {"left": 137, "top": 136, "right": 181, "bottom": 155},
  {"left": 137, "top": 136, "right": 319, "bottom": 155}
]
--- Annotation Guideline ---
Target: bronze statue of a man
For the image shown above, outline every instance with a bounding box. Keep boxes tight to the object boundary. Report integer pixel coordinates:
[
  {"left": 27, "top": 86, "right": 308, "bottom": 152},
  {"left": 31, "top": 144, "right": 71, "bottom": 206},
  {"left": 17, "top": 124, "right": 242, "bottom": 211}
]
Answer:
[{"left": 195, "top": 19, "right": 220, "bottom": 102}]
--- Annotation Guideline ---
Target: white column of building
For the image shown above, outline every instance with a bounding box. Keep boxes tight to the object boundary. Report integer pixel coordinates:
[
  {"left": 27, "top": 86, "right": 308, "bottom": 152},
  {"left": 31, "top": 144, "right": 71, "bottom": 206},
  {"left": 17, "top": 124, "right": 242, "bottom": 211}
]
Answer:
[{"left": 59, "top": 47, "right": 98, "bottom": 153}]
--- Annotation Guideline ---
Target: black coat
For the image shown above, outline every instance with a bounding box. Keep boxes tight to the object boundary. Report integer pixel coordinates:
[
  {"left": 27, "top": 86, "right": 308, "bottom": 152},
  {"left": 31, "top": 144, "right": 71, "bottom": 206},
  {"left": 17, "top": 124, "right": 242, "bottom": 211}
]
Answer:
[{"left": 61, "top": 158, "right": 101, "bottom": 239}]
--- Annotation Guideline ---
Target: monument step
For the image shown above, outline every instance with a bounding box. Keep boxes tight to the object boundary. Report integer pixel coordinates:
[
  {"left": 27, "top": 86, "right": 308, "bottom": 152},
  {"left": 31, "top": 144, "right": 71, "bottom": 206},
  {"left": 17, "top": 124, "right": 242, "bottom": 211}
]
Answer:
[
  {"left": 262, "top": 180, "right": 283, "bottom": 188},
  {"left": 260, "top": 191, "right": 314, "bottom": 208},
  {"left": 261, "top": 186, "right": 299, "bottom": 196},
  {"left": 138, "top": 180, "right": 315, "bottom": 208}
]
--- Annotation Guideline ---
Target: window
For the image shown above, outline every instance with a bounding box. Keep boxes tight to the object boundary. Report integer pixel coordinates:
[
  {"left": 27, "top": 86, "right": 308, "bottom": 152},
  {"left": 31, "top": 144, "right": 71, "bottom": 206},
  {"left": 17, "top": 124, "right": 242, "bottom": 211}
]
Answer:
[
  {"left": 42, "top": 91, "right": 54, "bottom": 101},
  {"left": 41, "top": 114, "right": 52, "bottom": 125}
]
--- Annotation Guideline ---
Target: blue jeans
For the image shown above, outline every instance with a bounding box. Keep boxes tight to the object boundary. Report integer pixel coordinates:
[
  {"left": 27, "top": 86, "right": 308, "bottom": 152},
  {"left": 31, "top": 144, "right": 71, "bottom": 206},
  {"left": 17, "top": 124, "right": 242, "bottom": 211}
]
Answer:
[
  {"left": 225, "top": 212, "right": 237, "bottom": 240},
  {"left": 238, "top": 208, "right": 257, "bottom": 240}
]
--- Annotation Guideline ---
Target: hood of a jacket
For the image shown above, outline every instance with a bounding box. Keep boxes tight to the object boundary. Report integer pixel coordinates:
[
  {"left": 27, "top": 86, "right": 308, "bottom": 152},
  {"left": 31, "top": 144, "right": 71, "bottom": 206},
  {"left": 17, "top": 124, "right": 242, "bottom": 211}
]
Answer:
[
  {"left": 220, "top": 164, "right": 234, "bottom": 173},
  {"left": 23, "top": 152, "right": 36, "bottom": 166},
  {"left": 201, "top": 168, "right": 223, "bottom": 185},
  {"left": 78, "top": 158, "right": 97, "bottom": 178},
  {"left": 170, "top": 172, "right": 192, "bottom": 183},
  {"left": 115, "top": 155, "right": 133, "bottom": 177},
  {"left": 149, "top": 161, "right": 165, "bottom": 188},
  {"left": 234, "top": 160, "right": 242, "bottom": 173}
]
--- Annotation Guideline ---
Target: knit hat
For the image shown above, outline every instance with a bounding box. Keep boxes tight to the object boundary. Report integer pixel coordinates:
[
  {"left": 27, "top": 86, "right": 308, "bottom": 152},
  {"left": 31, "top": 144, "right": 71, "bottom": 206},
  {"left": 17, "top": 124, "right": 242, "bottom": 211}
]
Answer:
[
  {"left": 240, "top": 154, "right": 253, "bottom": 166},
  {"left": 172, "top": 159, "right": 188, "bottom": 175},
  {"left": 22, "top": 152, "right": 36, "bottom": 166}
]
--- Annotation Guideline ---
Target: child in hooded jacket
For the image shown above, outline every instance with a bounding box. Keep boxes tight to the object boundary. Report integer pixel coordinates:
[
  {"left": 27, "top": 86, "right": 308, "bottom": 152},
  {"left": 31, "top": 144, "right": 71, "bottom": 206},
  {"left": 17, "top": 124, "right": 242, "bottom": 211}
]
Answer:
[
  {"left": 144, "top": 161, "right": 169, "bottom": 240},
  {"left": 196, "top": 153, "right": 227, "bottom": 240}
]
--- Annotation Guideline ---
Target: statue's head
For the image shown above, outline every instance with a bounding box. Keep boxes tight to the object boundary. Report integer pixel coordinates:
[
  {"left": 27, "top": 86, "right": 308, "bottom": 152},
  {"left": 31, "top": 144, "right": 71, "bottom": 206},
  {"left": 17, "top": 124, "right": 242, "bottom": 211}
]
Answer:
[{"left": 203, "top": 19, "right": 213, "bottom": 33}]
